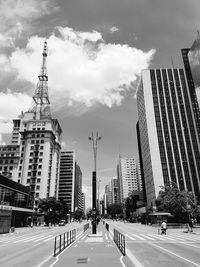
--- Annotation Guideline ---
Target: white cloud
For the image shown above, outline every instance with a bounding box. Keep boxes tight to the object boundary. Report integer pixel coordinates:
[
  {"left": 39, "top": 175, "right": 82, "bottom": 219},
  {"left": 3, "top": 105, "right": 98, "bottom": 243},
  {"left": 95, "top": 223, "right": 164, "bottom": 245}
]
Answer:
[
  {"left": 0, "top": 90, "right": 32, "bottom": 143},
  {"left": 110, "top": 26, "right": 119, "bottom": 33},
  {"left": 0, "top": 0, "right": 59, "bottom": 47},
  {"left": 9, "top": 26, "right": 155, "bottom": 112}
]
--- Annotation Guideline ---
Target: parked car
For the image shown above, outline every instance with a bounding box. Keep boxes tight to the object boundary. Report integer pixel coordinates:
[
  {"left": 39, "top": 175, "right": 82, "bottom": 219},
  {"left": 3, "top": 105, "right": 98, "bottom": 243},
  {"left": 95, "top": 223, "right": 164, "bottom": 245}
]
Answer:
[{"left": 58, "top": 220, "right": 66, "bottom": 226}]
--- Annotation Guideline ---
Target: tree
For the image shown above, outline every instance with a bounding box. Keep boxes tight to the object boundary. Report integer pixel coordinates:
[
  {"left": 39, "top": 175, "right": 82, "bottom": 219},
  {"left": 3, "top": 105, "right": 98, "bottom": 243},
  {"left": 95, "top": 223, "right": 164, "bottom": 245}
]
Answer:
[
  {"left": 73, "top": 210, "right": 83, "bottom": 221},
  {"left": 106, "top": 204, "right": 123, "bottom": 219},
  {"left": 155, "top": 184, "right": 198, "bottom": 222},
  {"left": 38, "top": 197, "right": 69, "bottom": 224}
]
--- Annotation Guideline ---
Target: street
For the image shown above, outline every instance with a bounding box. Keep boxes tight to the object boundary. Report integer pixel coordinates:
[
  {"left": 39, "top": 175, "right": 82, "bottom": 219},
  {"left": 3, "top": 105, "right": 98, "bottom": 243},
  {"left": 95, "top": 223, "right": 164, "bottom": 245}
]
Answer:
[
  {"left": 108, "top": 221, "right": 200, "bottom": 267},
  {"left": 0, "top": 222, "right": 85, "bottom": 267},
  {"left": 0, "top": 221, "right": 200, "bottom": 267}
]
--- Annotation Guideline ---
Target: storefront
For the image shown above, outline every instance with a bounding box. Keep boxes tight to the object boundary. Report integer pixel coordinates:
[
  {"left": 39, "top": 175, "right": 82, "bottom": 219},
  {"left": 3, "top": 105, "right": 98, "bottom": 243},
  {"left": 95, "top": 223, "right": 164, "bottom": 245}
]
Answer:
[{"left": 0, "top": 174, "right": 34, "bottom": 233}]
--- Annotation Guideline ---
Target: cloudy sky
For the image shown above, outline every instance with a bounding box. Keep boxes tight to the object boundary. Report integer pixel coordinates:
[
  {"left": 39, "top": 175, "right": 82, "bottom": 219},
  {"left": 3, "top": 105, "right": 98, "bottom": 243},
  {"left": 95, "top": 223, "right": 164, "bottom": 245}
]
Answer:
[{"left": 0, "top": 0, "right": 199, "bottom": 208}]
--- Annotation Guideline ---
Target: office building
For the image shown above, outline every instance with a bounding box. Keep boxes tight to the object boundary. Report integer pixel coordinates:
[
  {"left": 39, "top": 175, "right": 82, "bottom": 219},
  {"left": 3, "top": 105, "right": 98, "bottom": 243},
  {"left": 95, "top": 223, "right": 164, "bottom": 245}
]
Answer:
[
  {"left": 111, "top": 177, "right": 120, "bottom": 204},
  {"left": 58, "top": 151, "right": 82, "bottom": 213},
  {"left": 137, "top": 67, "right": 200, "bottom": 208},
  {"left": 117, "top": 156, "right": 142, "bottom": 203}
]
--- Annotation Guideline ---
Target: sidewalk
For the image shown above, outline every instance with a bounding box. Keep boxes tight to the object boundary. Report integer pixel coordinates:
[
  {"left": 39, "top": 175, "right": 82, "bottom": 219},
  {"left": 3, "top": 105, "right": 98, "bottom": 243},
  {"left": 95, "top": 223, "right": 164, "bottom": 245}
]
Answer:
[{"left": 44, "top": 222, "right": 134, "bottom": 267}]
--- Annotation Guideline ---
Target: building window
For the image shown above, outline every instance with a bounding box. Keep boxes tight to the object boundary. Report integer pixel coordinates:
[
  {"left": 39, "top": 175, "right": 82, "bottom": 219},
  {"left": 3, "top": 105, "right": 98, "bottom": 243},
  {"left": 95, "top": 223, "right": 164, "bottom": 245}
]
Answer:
[
  {"left": 38, "top": 165, "right": 42, "bottom": 169},
  {"left": 40, "top": 152, "right": 43, "bottom": 156},
  {"left": 28, "top": 165, "right": 32, "bottom": 169},
  {"left": 27, "top": 172, "right": 31, "bottom": 176},
  {"left": 27, "top": 179, "right": 30, "bottom": 183},
  {"left": 39, "top": 158, "right": 43, "bottom": 162},
  {"left": 29, "top": 159, "right": 32, "bottom": 163},
  {"left": 18, "top": 179, "right": 20, "bottom": 183},
  {"left": 31, "top": 140, "right": 35, "bottom": 144},
  {"left": 41, "top": 139, "right": 44, "bottom": 143},
  {"left": 36, "top": 193, "right": 39, "bottom": 198},
  {"left": 38, "top": 171, "right": 41, "bottom": 176},
  {"left": 37, "top": 178, "right": 41, "bottom": 183},
  {"left": 36, "top": 185, "right": 40, "bottom": 190},
  {"left": 40, "top": 146, "right": 44, "bottom": 150},
  {"left": 18, "top": 173, "right": 21, "bottom": 177}
]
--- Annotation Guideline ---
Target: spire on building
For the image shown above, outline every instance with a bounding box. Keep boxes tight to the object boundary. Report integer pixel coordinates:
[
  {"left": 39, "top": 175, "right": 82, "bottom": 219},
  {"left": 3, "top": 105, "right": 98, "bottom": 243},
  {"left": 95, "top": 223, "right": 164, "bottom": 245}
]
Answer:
[{"left": 32, "top": 40, "right": 51, "bottom": 118}]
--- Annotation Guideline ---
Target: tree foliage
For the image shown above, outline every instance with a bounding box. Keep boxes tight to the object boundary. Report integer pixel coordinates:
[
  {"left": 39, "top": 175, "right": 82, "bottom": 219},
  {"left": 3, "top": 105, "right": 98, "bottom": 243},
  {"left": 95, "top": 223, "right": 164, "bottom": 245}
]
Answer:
[
  {"left": 155, "top": 184, "right": 198, "bottom": 222},
  {"left": 73, "top": 209, "right": 83, "bottom": 221},
  {"left": 38, "top": 197, "right": 69, "bottom": 224},
  {"left": 106, "top": 203, "right": 123, "bottom": 218}
]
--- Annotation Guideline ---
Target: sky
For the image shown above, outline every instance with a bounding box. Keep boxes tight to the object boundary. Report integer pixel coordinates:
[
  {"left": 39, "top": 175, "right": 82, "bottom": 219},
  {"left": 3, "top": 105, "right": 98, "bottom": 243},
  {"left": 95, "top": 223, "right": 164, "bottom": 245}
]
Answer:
[{"left": 0, "top": 0, "right": 200, "bottom": 208}]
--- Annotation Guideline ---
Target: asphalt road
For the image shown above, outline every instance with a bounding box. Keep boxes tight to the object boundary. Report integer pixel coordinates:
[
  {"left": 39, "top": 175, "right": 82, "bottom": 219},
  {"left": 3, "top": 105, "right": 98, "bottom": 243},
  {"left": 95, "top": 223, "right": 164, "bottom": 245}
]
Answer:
[
  {"left": 1, "top": 221, "right": 200, "bottom": 267},
  {"left": 108, "top": 221, "right": 200, "bottom": 267},
  {"left": 0, "top": 222, "right": 85, "bottom": 267}
]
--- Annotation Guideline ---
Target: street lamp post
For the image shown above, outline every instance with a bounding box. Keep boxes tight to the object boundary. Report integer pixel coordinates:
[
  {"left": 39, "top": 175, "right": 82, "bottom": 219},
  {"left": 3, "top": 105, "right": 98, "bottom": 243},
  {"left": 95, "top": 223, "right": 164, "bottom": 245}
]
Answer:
[{"left": 88, "top": 132, "right": 101, "bottom": 234}]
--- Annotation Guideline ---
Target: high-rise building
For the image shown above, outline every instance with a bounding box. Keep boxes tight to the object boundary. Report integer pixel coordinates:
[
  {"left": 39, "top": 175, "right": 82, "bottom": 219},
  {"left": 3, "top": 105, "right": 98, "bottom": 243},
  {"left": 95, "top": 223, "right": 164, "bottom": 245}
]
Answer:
[
  {"left": 58, "top": 151, "right": 82, "bottom": 212},
  {"left": 117, "top": 156, "right": 142, "bottom": 203},
  {"left": 111, "top": 177, "right": 120, "bottom": 204},
  {"left": 74, "top": 162, "right": 83, "bottom": 211},
  {"left": 0, "top": 41, "right": 62, "bottom": 201},
  {"left": 137, "top": 67, "right": 200, "bottom": 208}
]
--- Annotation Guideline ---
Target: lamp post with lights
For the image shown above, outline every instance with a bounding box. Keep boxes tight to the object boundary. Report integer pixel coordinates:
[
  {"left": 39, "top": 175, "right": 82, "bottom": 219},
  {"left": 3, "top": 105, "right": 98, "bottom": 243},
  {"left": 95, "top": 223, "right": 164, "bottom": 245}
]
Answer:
[{"left": 88, "top": 132, "right": 101, "bottom": 234}]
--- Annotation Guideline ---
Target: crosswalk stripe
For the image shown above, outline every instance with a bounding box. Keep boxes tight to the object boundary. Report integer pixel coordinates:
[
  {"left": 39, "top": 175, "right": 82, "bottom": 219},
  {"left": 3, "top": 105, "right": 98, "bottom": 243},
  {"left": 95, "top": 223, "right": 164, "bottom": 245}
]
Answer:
[
  {"left": 147, "top": 234, "right": 166, "bottom": 240},
  {"left": 130, "top": 234, "right": 145, "bottom": 240},
  {"left": 140, "top": 234, "right": 155, "bottom": 240},
  {"left": 125, "top": 234, "right": 136, "bottom": 240}
]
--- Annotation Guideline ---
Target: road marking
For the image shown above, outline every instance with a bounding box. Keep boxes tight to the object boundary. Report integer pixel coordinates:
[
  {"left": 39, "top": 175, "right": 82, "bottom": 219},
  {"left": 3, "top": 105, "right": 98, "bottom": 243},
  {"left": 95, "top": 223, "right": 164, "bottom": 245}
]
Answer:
[
  {"left": 140, "top": 234, "right": 155, "bottom": 240},
  {"left": 125, "top": 234, "right": 136, "bottom": 240},
  {"left": 33, "top": 236, "right": 52, "bottom": 242},
  {"left": 130, "top": 234, "right": 145, "bottom": 240},
  {"left": 147, "top": 234, "right": 166, "bottom": 240},
  {"left": 13, "top": 235, "right": 46, "bottom": 243},
  {"left": 151, "top": 243, "right": 200, "bottom": 267},
  {"left": 125, "top": 247, "right": 144, "bottom": 267},
  {"left": 36, "top": 231, "right": 85, "bottom": 267}
]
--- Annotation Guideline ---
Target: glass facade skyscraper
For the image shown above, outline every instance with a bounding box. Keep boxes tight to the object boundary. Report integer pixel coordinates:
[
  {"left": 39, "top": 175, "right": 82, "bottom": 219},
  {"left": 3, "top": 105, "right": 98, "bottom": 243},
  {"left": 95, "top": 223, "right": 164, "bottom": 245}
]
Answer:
[{"left": 137, "top": 68, "right": 200, "bottom": 208}]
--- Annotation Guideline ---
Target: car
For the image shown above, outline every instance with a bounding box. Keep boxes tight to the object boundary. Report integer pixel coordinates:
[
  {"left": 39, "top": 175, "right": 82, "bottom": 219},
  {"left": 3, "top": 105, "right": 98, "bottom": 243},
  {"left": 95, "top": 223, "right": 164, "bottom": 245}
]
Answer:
[{"left": 58, "top": 220, "right": 66, "bottom": 226}]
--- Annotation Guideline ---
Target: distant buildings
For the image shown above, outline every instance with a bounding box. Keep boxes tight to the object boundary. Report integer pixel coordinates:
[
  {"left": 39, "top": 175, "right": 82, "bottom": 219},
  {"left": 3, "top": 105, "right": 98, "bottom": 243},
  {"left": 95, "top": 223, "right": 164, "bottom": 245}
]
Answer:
[
  {"left": 117, "top": 156, "right": 142, "bottom": 203},
  {"left": 58, "top": 151, "right": 83, "bottom": 213}
]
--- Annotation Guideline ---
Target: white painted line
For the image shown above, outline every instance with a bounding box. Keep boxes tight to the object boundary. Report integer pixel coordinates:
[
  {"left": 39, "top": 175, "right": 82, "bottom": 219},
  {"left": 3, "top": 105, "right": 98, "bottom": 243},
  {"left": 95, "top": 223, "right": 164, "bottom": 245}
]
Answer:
[
  {"left": 151, "top": 243, "right": 200, "bottom": 267},
  {"left": 36, "top": 231, "right": 84, "bottom": 267},
  {"left": 125, "top": 234, "right": 136, "bottom": 240},
  {"left": 13, "top": 235, "right": 46, "bottom": 243},
  {"left": 147, "top": 234, "right": 166, "bottom": 240},
  {"left": 33, "top": 236, "right": 52, "bottom": 242},
  {"left": 140, "top": 234, "right": 155, "bottom": 240},
  {"left": 43, "top": 236, "right": 55, "bottom": 242},
  {"left": 130, "top": 234, "right": 145, "bottom": 240},
  {"left": 125, "top": 247, "right": 144, "bottom": 267}
]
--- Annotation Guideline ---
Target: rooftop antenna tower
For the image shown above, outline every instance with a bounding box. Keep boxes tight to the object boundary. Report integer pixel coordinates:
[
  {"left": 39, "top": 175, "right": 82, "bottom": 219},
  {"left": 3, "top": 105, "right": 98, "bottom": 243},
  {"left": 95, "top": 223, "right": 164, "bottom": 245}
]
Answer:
[{"left": 33, "top": 40, "right": 51, "bottom": 119}]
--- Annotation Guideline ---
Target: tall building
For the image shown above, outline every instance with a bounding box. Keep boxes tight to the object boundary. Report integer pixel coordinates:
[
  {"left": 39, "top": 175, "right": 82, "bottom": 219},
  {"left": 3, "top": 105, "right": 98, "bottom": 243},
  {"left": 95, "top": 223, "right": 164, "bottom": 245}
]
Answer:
[
  {"left": 137, "top": 67, "right": 200, "bottom": 208},
  {"left": 74, "top": 162, "right": 83, "bottom": 211},
  {"left": 0, "top": 41, "right": 62, "bottom": 201},
  {"left": 0, "top": 145, "right": 20, "bottom": 179},
  {"left": 58, "top": 151, "right": 82, "bottom": 212},
  {"left": 117, "top": 156, "right": 142, "bottom": 203},
  {"left": 111, "top": 177, "right": 120, "bottom": 204}
]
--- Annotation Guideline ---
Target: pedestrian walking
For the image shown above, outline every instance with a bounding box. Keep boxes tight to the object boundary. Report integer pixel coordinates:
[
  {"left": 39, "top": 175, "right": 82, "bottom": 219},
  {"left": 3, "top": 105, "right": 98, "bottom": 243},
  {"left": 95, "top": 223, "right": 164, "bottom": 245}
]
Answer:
[
  {"left": 189, "top": 218, "right": 193, "bottom": 232},
  {"left": 161, "top": 221, "right": 167, "bottom": 234}
]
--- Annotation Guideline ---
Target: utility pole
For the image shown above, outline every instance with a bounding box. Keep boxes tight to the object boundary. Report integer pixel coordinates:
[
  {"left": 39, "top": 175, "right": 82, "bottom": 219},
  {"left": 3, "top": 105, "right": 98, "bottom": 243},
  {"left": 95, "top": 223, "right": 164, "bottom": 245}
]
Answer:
[{"left": 88, "top": 132, "right": 101, "bottom": 234}]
